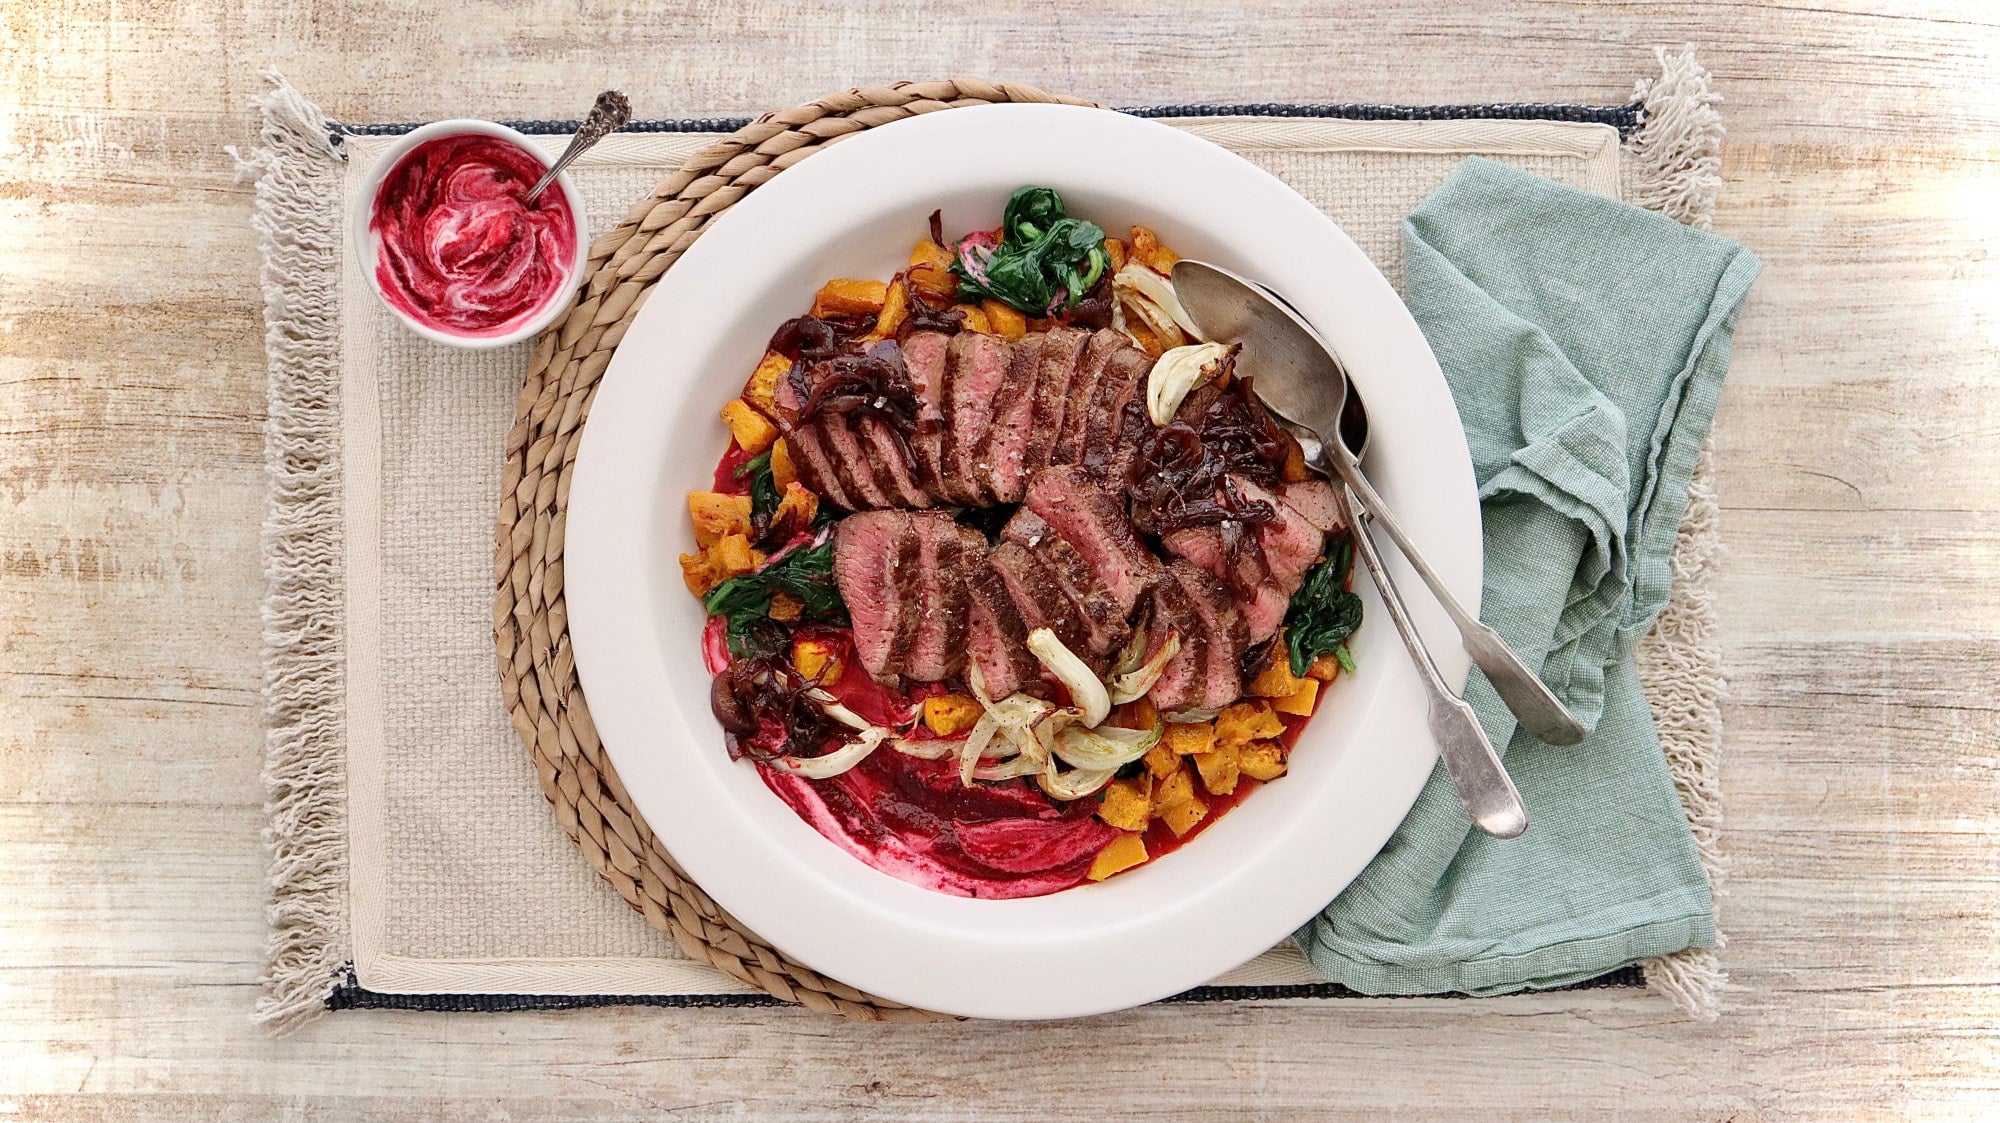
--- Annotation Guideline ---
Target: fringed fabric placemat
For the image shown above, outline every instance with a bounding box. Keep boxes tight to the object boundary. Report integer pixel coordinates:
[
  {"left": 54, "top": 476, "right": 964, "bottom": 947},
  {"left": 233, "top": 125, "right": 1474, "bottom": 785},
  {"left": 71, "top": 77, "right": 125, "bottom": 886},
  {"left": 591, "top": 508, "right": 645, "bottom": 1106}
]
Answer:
[{"left": 247, "top": 50, "right": 1726, "bottom": 1033}]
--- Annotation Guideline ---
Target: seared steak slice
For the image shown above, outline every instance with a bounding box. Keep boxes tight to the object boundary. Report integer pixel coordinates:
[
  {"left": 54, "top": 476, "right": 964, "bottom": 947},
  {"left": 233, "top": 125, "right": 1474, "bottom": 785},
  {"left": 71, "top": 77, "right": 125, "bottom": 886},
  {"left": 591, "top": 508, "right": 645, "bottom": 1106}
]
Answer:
[
  {"left": 1083, "top": 347, "right": 1153, "bottom": 470},
  {"left": 771, "top": 368, "right": 858, "bottom": 511},
  {"left": 817, "top": 411, "right": 895, "bottom": 509},
  {"left": 1003, "top": 509, "right": 1130, "bottom": 657},
  {"left": 1232, "top": 476, "right": 1326, "bottom": 587},
  {"left": 1023, "top": 466, "right": 1160, "bottom": 614},
  {"left": 1170, "top": 560, "right": 1248, "bottom": 710},
  {"left": 833, "top": 511, "right": 922, "bottom": 681},
  {"left": 901, "top": 330, "right": 952, "bottom": 496},
  {"left": 905, "top": 516, "right": 984, "bottom": 682},
  {"left": 943, "top": 332, "right": 1012, "bottom": 505},
  {"left": 1143, "top": 575, "right": 1211, "bottom": 714},
  {"left": 1022, "top": 327, "right": 1089, "bottom": 472},
  {"left": 1162, "top": 523, "right": 1290, "bottom": 643},
  {"left": 859, "top": 416, "right": 932, "bottom": 509},
  {"left": 976, "top": 333, "right": 1044, "bottom": 503},
  {"left": 1280, "top": 478, "right": 1345, "bottom": 535},
  {"left": 1086, "top": 383, "right": 1152, "bottom": 492},
  {"left": 966, "top": 565, "right": 1039, "bottom": 699},
  {"left": 1052, "top": 329, "right": 1125, "bottom": 465},
  {"left": 987, "top": 541, "right": 1097, "bottom": 666}
]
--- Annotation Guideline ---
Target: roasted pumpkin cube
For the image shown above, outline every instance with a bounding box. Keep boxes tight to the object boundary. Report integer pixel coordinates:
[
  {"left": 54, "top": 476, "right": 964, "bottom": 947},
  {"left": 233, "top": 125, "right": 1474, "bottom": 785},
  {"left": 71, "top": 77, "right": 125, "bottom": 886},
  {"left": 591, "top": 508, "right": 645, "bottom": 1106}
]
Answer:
[
  {"left": 792, "top": 637, "right": 843, "bottom": 685},
  {"left": 1249, "top": 654, "right": 1306, "bottom": 699},
  {"left": 1155, "top": 762, "right": 1196, "bottom": 809},
  {"left": 1239, "top": 741, "right": 1288, "bottom": 782},
  {"left": 1215, "top": 700, "right": 1285, "bottom": 745},
  {"left": 1307, "top": 653, "right": 1343, "bottom": 682},
  {"left": 810, "top": 278, "right": 887, "bottom": 318},
  {"left": 952, "top": 302, "right": 993, "bottom": 334},
  {"left": 1105, "top": 237, "right": 1129, "bottom": 273},
  {"left": 1144, "top": 741, "right": 1179, "bottom": 779},
  {"left": 1273, "top": 678, "right": 1320, "bottom": 717},
  {"left": 719, "top": 399, "right": 778, "bottom": 455},
  {"left": 1097, "top": 776, "right": 1153, "bottom": 832},
  {"left": 770, "top": 438, "right": 799, "bottom": 491},
  {"left": 679, "top": 551, "right": 720, "bottom": 598},
  {"left": 688, "top": 491, "right": 752, "bottom": 549},
  {"left": 1130, "top": 225, "right": 1179, "bottom": 274},
  {"left": 1159, "top": 794, "right": 1208, "bottom": 837},
  {"left": 708, "top": 533, "right": 762, "bottom": 580},
  {"left": 922, "top": 693, "right": 983, "bottom": 737},
  {"left": 868, "top": 278, "right": 911, "bottom": 339},
  {"left": 1125, "top": 318, "right": 1167, "bottom": 359},
  {"left": 1163, "top": 721, "right": 1216, "bottom": 757},
  {"left": 768, "top": 592, "right": 804, "bottom": 622},
  {"left": 765, "top": 482, "right": 819, "bottom": 541},
  {"left": 908, "top": 240, "right": 958, "bottom": 302},
  {"left": 1108, "top": 696, "right": 1158, "bottom": 731},
  {"left": 1193, "top": 744, "right": 1241, "bottom": 797},
  {"left": 981, "top": 299, "right": 1028, "bottom": 341},
  {"left": 743, "top": 351, "right": 791, "bottom": 418},
  {"left": 1086, "top": 832, "right": 1150, "bottom": 881}
]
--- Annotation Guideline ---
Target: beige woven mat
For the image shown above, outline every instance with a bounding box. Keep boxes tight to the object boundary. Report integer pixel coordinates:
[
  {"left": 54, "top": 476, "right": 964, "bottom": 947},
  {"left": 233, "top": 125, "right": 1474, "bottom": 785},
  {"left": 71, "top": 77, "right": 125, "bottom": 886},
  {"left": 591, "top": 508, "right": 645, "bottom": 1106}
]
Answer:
[{"left": 253, "top": 63, "right": 1726, "bottom": 1029}]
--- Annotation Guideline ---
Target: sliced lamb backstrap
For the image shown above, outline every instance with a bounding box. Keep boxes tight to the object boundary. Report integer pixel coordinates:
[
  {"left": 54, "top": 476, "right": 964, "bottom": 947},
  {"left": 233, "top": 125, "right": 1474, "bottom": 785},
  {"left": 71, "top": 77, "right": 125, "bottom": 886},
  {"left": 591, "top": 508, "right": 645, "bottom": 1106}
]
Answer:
[
  {"left": 965, "top": 564, "right": 1040, "bottom": 700},
  {"left": 942, "top": 332, "right": 1013, "bottom": 506},
  {"left": 904, "top": 516, "right": 986, "bottom": 682},
  {"left": 831, "top": 510, "right": 922, "bottom": 682},
  {"left": 1022, "top": 465, "right": 1161, "bottom": 615},
  {"left": 770, "top": 365, "right": 859, "bottom": 511},
  {"left": 1050, "top": 328, "right": 1125, "bottom": 466},
  {"left": 900, "top": 330, "right": 953, "bottom": 498},
  {"left": 1002, "top": 509, "right": 1130, "bottom": 657},
  {"left": 1143, "top": 571, "right": 1212, "bottom": 715},
  {"left": 976, "top": 333, "right": 1045, "bottom": 504},
  {"left": 986, "top": 541, "right": 1100, "bottom": 671},
  {"left": 1021, "top": 327, "right": 1090, "bottom": 474},
  {"left": 1161, "top": 523, "right": 1291, "bottom": 644},
  {"left": 1168, "top": 560, "right": 1249, "bottom": 711}
]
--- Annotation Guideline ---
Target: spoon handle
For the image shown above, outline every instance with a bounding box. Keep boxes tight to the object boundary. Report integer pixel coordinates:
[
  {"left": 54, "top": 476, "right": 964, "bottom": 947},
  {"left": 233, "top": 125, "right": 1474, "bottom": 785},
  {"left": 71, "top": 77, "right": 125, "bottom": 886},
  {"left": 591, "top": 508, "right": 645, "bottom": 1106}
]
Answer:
[
  {"left": 524, "top": 90, "right": 632, "bottom": 205},
  {"left": 1341, "top": 488, "right": 1527, "bottom": 839},
  {"left": 1319, "top": 442, "right": 1589, "bottom": 748}
]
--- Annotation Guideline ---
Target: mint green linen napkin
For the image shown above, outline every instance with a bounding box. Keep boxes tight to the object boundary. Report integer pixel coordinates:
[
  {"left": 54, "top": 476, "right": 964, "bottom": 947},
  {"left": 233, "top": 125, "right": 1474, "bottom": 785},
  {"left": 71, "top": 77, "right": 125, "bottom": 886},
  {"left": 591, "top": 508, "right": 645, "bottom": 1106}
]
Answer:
[{"left": 1297, "top": 157, "right": 1762, "bottom": 995}]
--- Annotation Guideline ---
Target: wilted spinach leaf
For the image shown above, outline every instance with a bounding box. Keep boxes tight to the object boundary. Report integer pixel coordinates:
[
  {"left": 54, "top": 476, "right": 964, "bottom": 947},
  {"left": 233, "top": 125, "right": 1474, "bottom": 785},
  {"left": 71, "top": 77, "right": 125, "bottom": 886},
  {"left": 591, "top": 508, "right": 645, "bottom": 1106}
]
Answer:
[
  {"left": 1284, "top": 538, "right": 1364, "bottom": 678},
  {"left": 703, "top": 537, "right": 848, "bottom": 656},
  {"left": 952, "top": 186, "right": 1111, "bottom": 315}
]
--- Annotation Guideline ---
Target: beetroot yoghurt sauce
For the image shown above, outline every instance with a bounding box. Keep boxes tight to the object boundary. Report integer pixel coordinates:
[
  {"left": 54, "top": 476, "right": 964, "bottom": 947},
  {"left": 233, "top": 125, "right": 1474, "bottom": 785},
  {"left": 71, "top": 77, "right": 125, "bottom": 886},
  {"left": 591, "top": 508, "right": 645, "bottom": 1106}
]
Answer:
[{"left": 369, "top": 133, "right": 577, "bottom": 338}]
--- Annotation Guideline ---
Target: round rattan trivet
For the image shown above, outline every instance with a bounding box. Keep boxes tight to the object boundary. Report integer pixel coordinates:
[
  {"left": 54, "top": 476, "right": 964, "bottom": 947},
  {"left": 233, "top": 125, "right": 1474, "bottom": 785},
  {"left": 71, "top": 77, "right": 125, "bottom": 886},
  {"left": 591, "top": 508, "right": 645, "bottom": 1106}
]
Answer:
[{"left": 494, "top": 79, "right": 1100, "bottom": 1020}]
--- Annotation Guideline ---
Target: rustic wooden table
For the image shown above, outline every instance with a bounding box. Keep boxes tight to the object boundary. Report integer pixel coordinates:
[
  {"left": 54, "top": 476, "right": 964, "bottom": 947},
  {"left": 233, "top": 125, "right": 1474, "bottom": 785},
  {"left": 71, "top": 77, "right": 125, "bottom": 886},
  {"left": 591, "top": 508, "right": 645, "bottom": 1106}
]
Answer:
[{"left": 5, "top": 2, "right": 1997, "bottom": 1118}]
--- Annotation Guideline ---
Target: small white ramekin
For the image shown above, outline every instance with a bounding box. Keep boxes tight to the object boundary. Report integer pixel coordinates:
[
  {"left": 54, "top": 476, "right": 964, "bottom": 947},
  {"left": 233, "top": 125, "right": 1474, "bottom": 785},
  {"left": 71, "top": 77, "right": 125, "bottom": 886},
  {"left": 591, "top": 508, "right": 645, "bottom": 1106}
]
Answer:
[{"left": 349, "top": 119, "right": 591, "bottom": 350}]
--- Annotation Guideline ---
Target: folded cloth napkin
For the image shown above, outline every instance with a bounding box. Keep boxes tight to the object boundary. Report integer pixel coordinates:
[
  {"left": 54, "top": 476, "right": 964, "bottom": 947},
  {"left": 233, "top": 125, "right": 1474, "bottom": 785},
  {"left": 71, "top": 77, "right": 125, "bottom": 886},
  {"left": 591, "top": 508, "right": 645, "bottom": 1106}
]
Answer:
[{"left": 1297, "top": 158, "right": 1762, "bottom": 995}]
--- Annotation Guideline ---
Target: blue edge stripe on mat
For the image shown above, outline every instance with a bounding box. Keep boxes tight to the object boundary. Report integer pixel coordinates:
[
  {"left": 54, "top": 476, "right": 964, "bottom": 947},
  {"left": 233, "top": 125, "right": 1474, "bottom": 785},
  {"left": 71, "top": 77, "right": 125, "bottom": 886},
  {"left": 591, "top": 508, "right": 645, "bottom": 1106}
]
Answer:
[{"left": 325, "top": 96, "right": 1646, "bottom": 1014}]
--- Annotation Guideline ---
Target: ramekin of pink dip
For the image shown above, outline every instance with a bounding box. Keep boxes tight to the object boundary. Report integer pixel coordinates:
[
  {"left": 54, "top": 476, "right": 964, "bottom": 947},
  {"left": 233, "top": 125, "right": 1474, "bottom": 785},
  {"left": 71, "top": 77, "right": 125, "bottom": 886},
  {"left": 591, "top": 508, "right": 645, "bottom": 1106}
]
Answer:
[{"left": 350, "top": 120, "right": 590, "bottom": 349}]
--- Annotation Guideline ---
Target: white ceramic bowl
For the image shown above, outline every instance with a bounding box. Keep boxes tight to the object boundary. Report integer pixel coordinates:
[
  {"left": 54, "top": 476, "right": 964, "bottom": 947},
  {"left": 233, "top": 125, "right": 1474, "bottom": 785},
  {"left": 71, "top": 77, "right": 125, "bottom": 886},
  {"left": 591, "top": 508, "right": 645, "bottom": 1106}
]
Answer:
[
  {"left": 565, "top": 105, "right": 1481, "bottom": 1019},
  {"left": 349, "top": 119, "right": 590, "bottom": 349}
]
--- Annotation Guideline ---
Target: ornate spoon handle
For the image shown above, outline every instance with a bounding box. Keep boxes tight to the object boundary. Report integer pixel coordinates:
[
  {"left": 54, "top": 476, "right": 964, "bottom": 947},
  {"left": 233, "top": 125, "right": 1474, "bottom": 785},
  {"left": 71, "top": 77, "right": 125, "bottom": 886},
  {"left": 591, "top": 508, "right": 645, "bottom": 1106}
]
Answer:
[{"left": 524, "top": 90, "right": 631, "bottom": 204}]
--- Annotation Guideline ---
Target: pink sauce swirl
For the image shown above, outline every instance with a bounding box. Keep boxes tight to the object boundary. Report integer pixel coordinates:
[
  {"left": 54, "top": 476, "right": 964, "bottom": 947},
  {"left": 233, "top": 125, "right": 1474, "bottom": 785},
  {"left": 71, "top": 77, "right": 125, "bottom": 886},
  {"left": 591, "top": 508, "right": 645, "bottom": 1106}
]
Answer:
[{"left": 368, "top": 133, "right": 577, "bottom": 338}]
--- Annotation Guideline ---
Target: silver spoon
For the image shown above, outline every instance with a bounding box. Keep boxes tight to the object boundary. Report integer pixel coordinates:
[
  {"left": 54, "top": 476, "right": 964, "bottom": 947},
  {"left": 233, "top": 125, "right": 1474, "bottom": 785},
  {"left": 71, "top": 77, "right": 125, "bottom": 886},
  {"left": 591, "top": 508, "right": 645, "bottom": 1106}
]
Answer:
[
  {"left": 1173, "top": 259, "right": 1587, "bottom": 750},
  {"left": 523, "top": 90, "right": 632, "bottom": 205}
]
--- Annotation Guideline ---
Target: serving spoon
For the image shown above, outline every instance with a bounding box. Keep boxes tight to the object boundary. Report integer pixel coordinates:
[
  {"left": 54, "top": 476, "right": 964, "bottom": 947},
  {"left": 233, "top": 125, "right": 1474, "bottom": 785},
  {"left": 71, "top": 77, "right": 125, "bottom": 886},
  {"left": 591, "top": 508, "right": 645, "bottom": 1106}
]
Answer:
[{"left": 1173, "top": 259, "right": 1587, "bottom": 752}]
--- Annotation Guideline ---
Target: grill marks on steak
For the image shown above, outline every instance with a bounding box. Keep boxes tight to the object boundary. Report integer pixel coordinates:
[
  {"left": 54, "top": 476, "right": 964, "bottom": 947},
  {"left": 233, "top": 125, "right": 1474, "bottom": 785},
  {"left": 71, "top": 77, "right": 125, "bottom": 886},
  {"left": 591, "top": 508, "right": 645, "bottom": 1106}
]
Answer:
[
  {"left": 1024, "top": 466, "right": 1161, "bottom": 614},
  {"left": 1023, "top": 327, "right": 1090, "bottom": 474},
  {"left": 976, "top": 334, "right": 1044, "bottom": 504},
  {"left": 944, "top": 332, "right": 1011, "bottom": 504},
  {"left": 905, "top": 517, "right": 984, "bottom": 681},
  {"left": 1170, "top": 561, "right": 1249, "bottom": 710},
  {"left": 966, "top": 565, "right": 1039, "bottom": 699},
  {"left": 835, "top": 511, "right": 980, "bottom": 683},
  {"left": 1002, "top": 509, "right": 1130, "bottom": 657},
  {"left": 987, "top": 542, "right": 1098, "bottom": 670},
  {"left": 1052, "top": 329, "right": 1125, "bottom": 466}
]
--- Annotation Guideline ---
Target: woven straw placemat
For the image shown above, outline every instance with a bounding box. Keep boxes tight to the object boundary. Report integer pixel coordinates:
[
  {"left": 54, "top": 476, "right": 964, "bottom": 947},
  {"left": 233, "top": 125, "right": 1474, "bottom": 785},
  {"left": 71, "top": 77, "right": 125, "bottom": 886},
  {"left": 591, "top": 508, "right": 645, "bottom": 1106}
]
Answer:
[{"left": 249, "top": 54, "right": 1726, "bottom": 1032}]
